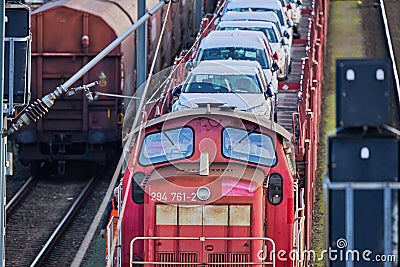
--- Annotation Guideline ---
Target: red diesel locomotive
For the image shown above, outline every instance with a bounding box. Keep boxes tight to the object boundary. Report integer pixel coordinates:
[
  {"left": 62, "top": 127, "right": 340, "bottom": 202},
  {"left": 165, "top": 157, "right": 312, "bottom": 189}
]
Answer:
[{"left": 115, "top": 106, "right": 305, "bottom": 266}]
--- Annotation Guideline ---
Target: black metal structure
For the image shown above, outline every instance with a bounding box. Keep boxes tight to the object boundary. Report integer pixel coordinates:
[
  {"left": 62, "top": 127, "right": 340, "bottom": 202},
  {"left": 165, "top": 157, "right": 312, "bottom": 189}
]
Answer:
[
  {"left": 4, "top": 2, "right": 31, "bottom": 114},
  {"left": 326, "top": 59, "right": 400, "bottom": 267}
]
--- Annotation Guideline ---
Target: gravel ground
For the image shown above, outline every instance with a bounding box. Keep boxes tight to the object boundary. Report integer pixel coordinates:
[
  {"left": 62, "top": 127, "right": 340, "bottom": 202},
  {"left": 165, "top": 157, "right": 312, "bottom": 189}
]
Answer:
[
  {"left": 383, "top": 0, "right": 400, "bottom": 72},
  {"left": 6, "top": 178, "right": 88, "bottom": 267},
  {"left": 312, "top": 1, "right": 366, "bottom": 266},
  {"left": 362, "top": 0, "right": 389, "bottom": 58}
]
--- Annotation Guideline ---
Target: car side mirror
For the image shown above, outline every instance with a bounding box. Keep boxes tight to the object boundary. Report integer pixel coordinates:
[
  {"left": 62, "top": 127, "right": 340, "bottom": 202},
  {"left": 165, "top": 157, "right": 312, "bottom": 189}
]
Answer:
[
  {"left": 272, "top": 61, "right": 280, "bottom": 72},
  {"left": 265, "top": 85, "right": 273, "bottom": 98},
  {"left": 281, "top": 37, "right": 289, "bottom": 46},
  {"left": 172, "top": 84, "right": 183, "bottom": 97},
  {"left": 284, "top": 30, "right": 290, "bottom": 39},
  {"left": 264, "top": 91, "right": 272, "bottom": 100},
  {"left": 287, "top": 19, "right": 294, "bottom": 28},
  {"left": 185, "top": 60, "right": 194, "bottom": 71}
]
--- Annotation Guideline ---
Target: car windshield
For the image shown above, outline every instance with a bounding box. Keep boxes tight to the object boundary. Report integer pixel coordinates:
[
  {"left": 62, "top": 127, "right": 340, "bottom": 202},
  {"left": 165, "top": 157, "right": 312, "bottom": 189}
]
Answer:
[
  {"left": 222, "top": 127, "right": 276, "bottom": 166},
  {"left": 219, "top": 26, "right": 279, "bottom": 43},
  {"left": 139, "top": 127, "right": 194, "bottom": 166},
  {"left": 183, "top": 74, "right": 262, "bottom": 94},
  {"left": 197, "top": 47, "right": 269, "bottom": 69},
  {"left": 227, "top": 8, "right": 285, "bottom": 26}
]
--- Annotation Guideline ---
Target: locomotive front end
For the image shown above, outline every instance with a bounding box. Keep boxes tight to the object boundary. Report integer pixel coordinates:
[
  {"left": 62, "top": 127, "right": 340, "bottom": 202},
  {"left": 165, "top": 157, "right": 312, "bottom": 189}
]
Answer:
[{"left": 117, "top": 107, "right": 299, "bottom": 267}]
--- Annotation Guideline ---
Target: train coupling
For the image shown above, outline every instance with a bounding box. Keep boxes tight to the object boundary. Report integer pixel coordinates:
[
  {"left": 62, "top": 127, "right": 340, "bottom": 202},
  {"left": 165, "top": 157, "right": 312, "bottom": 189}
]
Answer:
[{"left": 58, "top": 160, "right": 66, "bottom": 175}]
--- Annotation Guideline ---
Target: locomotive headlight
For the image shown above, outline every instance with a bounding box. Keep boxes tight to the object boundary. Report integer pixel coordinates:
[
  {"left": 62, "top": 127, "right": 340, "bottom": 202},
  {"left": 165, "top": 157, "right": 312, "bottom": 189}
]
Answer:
[
  {"left": 268, "top": 173, "right": 283, "bottom": 205},
  {"left": 196, "top": 186, "right": 211, "bottom": 201}
]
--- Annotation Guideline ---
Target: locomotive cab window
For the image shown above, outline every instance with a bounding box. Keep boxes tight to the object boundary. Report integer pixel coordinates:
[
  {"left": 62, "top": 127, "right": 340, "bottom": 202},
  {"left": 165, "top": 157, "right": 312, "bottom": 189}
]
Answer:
[
  {"left": 139, "top": 127, "right": 194, "bottom": 166},
  {"left": 222, "top": 127, "right": 276, "bottom": 166}
]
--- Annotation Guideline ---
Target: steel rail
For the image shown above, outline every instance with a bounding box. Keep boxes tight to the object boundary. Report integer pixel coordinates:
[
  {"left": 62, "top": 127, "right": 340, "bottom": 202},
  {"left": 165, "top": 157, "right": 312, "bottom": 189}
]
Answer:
[
  {"left": 29, "top": 176, "right": 96, "bottom": 267},
  {"left": 380, "top": 0, "right": 400, "bottom": 113},
  {"left": 5, "top": 175, "right": 36, "bottom": 215}
]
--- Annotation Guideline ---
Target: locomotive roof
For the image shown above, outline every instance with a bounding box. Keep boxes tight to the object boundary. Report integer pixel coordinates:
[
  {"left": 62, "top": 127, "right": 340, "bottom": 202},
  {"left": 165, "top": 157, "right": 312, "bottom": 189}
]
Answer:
[
  {"left": 32, "top": 0, "right": 136, "bottom": 35},
  {"left": 130, "top": 106, "right": 292, "bottom": 142},
  {"left": 199, "top": 30, "right": 267, "bottom": 49}
]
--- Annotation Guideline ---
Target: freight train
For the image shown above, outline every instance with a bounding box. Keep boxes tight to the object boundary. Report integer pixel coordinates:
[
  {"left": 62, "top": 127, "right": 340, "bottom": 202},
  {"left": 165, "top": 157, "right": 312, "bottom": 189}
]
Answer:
[
  {"left": 12, "top": 0, "right": 213, "bottom": 173},
  {"left": 104, "top": 0, "right": 328, "bottom": 265}
]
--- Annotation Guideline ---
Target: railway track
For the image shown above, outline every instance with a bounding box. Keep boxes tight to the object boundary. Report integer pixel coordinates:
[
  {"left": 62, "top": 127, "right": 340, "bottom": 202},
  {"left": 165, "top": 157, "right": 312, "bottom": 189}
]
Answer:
[
  {"left": 41, "top": 175, "right": 113, "bottom": 266},
  {"left": 361, "top": 0, "right": 400, "bottom": 124},
  {"left": 6, "top": 175, "right": 36, "bottom": 215},
  {"left": 381, "top": 0, "right": 400, "bottom": 126},
  {"left": 5, "top": 171, "right": 95, "bottom": 267},
  {"left": 382, "top": 0, "right": 400, "bottom": 79}
]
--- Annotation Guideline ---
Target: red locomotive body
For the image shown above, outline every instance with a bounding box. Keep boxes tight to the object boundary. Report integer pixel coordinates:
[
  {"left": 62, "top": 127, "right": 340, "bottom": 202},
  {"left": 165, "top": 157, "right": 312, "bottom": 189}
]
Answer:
[{"left": 117, "top": 107, "right": 302, "bottom": 266}]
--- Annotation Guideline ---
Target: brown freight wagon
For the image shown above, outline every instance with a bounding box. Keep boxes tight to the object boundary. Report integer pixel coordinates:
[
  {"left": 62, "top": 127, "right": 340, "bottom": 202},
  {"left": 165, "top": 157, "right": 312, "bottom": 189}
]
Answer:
[
  {"left": 13, "top": 0, "right": 213, "bottom": 172},
  {"left": 14, "top": 0, "right": 137, "bottom": 172}
]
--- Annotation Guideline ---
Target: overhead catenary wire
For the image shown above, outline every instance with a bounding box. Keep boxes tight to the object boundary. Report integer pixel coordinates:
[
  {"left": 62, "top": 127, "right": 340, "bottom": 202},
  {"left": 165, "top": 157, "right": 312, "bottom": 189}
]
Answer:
[
  {"left": 95, "top": 92, "right": 140, "bottom": 99},
  {"left": 4, "top": 0, "right": 170, "bottom": 137},
  {"left": 91, "top": 0, "right": 227, "bottom": 106},
  {"left": 69, "top": 2, "right": 174, "bottom": 266},
  {"left": 122, "top": 0, "right": 230, "bottom": 142},
  {"left": 108, "top": 0, "right": 174, "bottom": 261},
  {"left": 144, "top": 0, "right": 228, "bottom": 105}
]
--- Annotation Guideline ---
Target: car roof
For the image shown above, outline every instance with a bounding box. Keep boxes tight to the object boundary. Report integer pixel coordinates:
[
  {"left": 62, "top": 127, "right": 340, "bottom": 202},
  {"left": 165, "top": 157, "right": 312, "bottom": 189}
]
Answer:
[
  {"left": 221, "top": 11, "right": 281, "bottom": 24},
  {"left": 217, "top": 21, "right": 280, "bottom": 41},
  {"left": 226, "top": 0, "right": 282, "bottom": 10},
  {"left": 199, "top": 30, "right": 267, "bottom": 49},
  {"left": 191, "top": 60, "right": 263, "bottom": 75},
  {"left": 217, "top": 20, "right": 277, "bottom": 30}
]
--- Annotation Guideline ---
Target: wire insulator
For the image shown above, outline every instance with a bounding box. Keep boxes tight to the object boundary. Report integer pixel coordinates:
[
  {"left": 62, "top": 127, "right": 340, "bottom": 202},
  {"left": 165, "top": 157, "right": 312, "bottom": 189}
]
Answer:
[{"left": 25, "top": 99, "right": 49, "bottom": 122}]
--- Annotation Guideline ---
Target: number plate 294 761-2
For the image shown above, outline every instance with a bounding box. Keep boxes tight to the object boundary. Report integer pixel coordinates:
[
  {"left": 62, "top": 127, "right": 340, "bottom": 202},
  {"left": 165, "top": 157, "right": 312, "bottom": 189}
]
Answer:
[{"left": 150, "top": 191, "right": 197, "bottom": 202}]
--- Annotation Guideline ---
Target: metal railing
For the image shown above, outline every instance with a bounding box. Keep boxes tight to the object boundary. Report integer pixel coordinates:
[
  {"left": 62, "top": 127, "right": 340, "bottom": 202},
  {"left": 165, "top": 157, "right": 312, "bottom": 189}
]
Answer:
[
  {"left": 324, "top": 178, "right": 400, "bottom": 267},
  {"left": 107, "top": 216, "right": 120, "bottom": 267},
  {"left": 292, "top": 181, "right": 306, "bottom": 267},
  {"left": 130, "top": 237, "right": 276, "bottom": 267}
]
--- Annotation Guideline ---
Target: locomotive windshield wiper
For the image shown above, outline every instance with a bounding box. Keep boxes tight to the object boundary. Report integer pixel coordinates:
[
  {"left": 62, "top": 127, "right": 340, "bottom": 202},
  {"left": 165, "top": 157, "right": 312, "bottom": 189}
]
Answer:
[
  {"left": 157, "top": 126, "right": 175, "bottom": 146},
  {"left": 157, "top": 126, "right": 182, "bottom": 153},
  {"left": 233, "top": 125, "right": 259, "bottom": 148}
]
